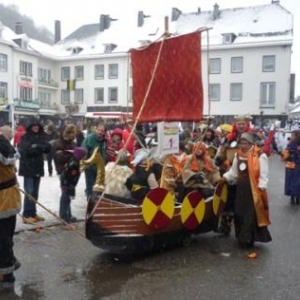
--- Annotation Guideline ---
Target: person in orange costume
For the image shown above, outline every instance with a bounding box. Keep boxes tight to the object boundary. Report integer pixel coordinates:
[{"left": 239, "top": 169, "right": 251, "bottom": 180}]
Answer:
[{"left": 219, "top": 132, "right": 272, "bottom": 248}]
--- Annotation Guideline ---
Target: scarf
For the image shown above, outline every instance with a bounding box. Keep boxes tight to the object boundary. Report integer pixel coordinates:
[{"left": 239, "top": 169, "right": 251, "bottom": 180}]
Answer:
[{"left": 238, "top": 145, "right": 270, "bottom": 227}]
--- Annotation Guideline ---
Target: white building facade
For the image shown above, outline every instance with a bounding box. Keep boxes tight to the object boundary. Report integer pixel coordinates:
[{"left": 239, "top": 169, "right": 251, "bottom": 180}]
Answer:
[{"left": 0, "top": 2, "right": 294, "bottom": 128}]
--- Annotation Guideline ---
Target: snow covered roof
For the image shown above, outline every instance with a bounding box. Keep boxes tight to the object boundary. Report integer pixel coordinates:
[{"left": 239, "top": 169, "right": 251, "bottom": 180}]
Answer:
[
  {"left": 175, "top": 3, "right": 293, "bottom": 46},
  {"left": 0, "top": 2, "right": 293, "bottom": 60}
]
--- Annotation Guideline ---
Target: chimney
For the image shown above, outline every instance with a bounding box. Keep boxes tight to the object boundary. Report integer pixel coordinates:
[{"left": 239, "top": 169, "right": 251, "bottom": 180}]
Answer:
[
  {"left": 171, "top": 8, "right": 182, "bottom": 22},
  {"left": 100, "top": 14, "right": 111, "bottom": 32},
  {"left": 271, "top": 0, "right": 280, "bottom": 3},
  {"left": 197, "top": 7, "right": 201, "bottom": 14},
  {"left": 15, "top": 22, "right": 23, "bottom": 34},
  {"left": 212, "top": 3, "right": 220, "bottom": 20},
  {"left": 54, "top": 20, "right": 61, "bottom": 43},
  {"left": 138, "top": 11, "right": 144, "bottom": 27}
]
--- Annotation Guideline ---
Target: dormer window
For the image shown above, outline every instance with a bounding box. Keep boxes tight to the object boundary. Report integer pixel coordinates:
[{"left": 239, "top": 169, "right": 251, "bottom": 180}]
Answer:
[
  {"left": 139, "top": 40, "right": 151, "bottom": 46},
  {"left": 71, "top": 47, "right": 83, "bottom": 54},
  {"left": 104, "top": 43, "right": 117, "bottom": 53},
  {"left": 222, "top": 33, "right": 236, "bottom": 44},
  {"left": 13, "top": 38, "right": 28, "bottom": 49}
]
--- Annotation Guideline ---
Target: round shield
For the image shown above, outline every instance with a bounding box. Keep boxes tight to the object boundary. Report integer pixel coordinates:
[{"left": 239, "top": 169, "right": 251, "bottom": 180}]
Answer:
[
  {"left": 180, "top": 191, "right": 205, "bottom": 230},
  {"left": 212, "top": 182, "right": 228, "bottom": 216},
  {"left": 142, "top": 188, "right": 175, "bottom": 229}
]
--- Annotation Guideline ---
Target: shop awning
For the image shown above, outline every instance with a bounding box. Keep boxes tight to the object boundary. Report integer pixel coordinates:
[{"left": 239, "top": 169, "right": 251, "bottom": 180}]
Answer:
[{"left": 85, "top": 112, "right": 132, "bottom": 119}]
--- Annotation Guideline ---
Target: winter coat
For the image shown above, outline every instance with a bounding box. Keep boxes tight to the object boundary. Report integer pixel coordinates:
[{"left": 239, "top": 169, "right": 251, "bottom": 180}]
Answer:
[
  {"left": 52, "top": 137, "right": 76, "bottom": 175},
  {"left": 18, "top": 122, "right": 51, "bottom": 177},
  {"left": 82, "top": 132, "right": 107, "bottom": 163}
]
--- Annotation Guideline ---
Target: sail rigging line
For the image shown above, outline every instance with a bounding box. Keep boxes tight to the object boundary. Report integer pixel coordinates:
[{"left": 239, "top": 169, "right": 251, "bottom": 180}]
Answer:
[
  {"left": 86, "top": 35, "right": 167, "bottom": 220},
  {"left": 206, "top": 28, "right": 212, "bottom": 118},
  {"left": 87, "top": 28, "right": 208, "bottom": 219},
  {"left": 18, "top": 187, "right": 86, "bottom": 238}
]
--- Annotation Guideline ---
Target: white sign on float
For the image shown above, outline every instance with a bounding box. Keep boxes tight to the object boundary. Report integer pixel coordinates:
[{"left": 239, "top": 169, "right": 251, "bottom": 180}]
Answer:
[{"left": 157, "top": 122, "right": 179, "bottom": 156}]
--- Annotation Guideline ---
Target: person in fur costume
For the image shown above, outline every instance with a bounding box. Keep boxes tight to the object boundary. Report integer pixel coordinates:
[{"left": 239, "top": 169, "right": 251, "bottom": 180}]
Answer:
[
  {"left": 182, "top": 142, "right": 220, "bottom": 199},
  {"left": 0, "top": 131, "right": 21, "bottom": 287}
]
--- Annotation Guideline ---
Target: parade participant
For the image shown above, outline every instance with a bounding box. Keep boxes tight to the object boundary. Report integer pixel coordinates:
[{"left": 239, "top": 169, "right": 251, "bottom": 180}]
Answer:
[
  {"left": 122, "top": 119, "right": 135, "bottom": 155},
  {"left": 106, "top": 127, "right": 124, "bottom": 162},
  {"left": 81, "top": 121, "right": 108, "bottom": 199},
  {"left": 104, "top": 150, "right": 133, "bottom": 198},
  {"left": 202, "top": 127, "right": 219, "bottom": 159},
  {"left": 0, "top": 130, "right": 21, "bottom": 287},
  {"left": 202, "top": 128, "right": 219, "bottom": 148},
  {"left": 282, "top": 129, "right": 300, "bottom": 204},
  {"left": 160, "top": 142, "right": 188, "bottom": 199},
  {"left": 18, "top": 118, "right": 51, "bottom": 224},
  {"left": 219, "top": 132, "right": 272, "bottom": 249},
  {"left": 182, "top": 141, "right": 220, "bottom": 199},
  {"left": 53, "top": 124, "right": 86, "bottom": 222},
  {"left": 125, "top": 148, "right": 158, "bottom": 202},
  {"left": 215, "top": 114, "right": 253, "bottom": 235}
]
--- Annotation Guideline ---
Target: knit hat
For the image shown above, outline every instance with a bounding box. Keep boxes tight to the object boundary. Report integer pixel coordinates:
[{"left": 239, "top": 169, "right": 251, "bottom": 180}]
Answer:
[
  {"left": 239, "top": 132, "right": 254, "bottom": 144},
  {"left": 112, "top": 127, "right": 123, "bottom": 138},
  {"left": 73, "top": 147, "right": 87, "bottom": 160}
]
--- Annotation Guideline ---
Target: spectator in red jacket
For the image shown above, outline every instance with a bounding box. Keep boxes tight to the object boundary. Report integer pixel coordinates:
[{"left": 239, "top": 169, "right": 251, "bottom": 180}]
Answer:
[{"left": 13, "top": 124, "right": 26, "bottom": 149}]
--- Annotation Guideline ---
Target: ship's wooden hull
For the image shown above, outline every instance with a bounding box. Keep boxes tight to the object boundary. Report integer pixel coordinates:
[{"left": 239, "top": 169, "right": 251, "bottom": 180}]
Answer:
[{"left": 85, "top": 192, "right": 219, "bottom": 254}]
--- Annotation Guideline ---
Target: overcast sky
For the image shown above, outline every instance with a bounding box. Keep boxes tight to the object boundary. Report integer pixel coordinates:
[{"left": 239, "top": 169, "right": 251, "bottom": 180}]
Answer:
[{"left": 1, "top": 0, "right": 299, "bottom": 95}]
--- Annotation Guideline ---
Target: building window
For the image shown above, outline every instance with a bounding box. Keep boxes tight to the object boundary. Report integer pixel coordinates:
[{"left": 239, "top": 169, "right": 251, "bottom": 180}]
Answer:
[
  {"left": 75, "top": 66, "right": 84, "bottom": 80},
  {"left": 230, "top": 83, "right": 243, "bottom": 101},
  {"left": 0, "top": 82, "right": 8, "bottom": 98},
  {"left": 109, "top": 64, "right": 118, "bottom": 79},
  {"left": 209, "top": 84, "right": 220, "bottom": 101},
  {"left": 209, "top": 58, "right": 221, "bottom": 74},
  {"left": 0, "top": 54, "right": 8, "bottom": 71},
  {"left": 61, "top": 67, "right": 70, "bottom": 81},
  {"left": 75, "top": 88, "right": 84, "bottom": 104},
  {"left": 38, "top": 91, "right": 51, "bottom": 108},
  {"left": 95, "top": 64, "right": 104, "bottom": 79},
  {"left": 95, "top": 88, "right": 104, "bottom": 104},
  {"left": 260, "top": 82, "right": 275, "bottom": 107},
  {"left": 38, "top": 68, "right": 51, "bottom": 83},
  {"left": 231, "top": 57, "right": 243, "bottom": 73},
  {"left": 262, "top": 55, "right": 275, "bottom": 72},
  {"left": 108, "top": 87, "right": 118, "bottom": 103},
  {"left": 20, "top": 61, "right": 32, "bottom": 76},
  {"left": 61, "top": 89, "right": 70, "bottom": 105},
  {"left": 20, "top": 87, "right": 32, "bottom": 100}
]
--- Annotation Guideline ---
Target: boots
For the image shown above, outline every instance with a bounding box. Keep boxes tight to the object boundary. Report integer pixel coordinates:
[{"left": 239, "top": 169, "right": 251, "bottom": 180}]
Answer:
[
  {"left": 296, "top": 198, "right": 300, "bottom": 204},
  {"left": 290, "top": 196, "right": 295, "bottom": 205}
]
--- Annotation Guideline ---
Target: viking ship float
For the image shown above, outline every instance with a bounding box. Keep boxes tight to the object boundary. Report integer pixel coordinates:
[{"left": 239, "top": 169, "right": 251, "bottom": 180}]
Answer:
[{"left": 81, "top": 25, "right": 228, "bottom": 254}]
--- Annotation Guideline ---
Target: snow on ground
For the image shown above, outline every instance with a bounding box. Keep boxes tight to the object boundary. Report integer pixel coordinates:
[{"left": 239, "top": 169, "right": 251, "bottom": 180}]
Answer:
[{"left": 15, "top": 162, "right": 87, "bottom": 232}]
